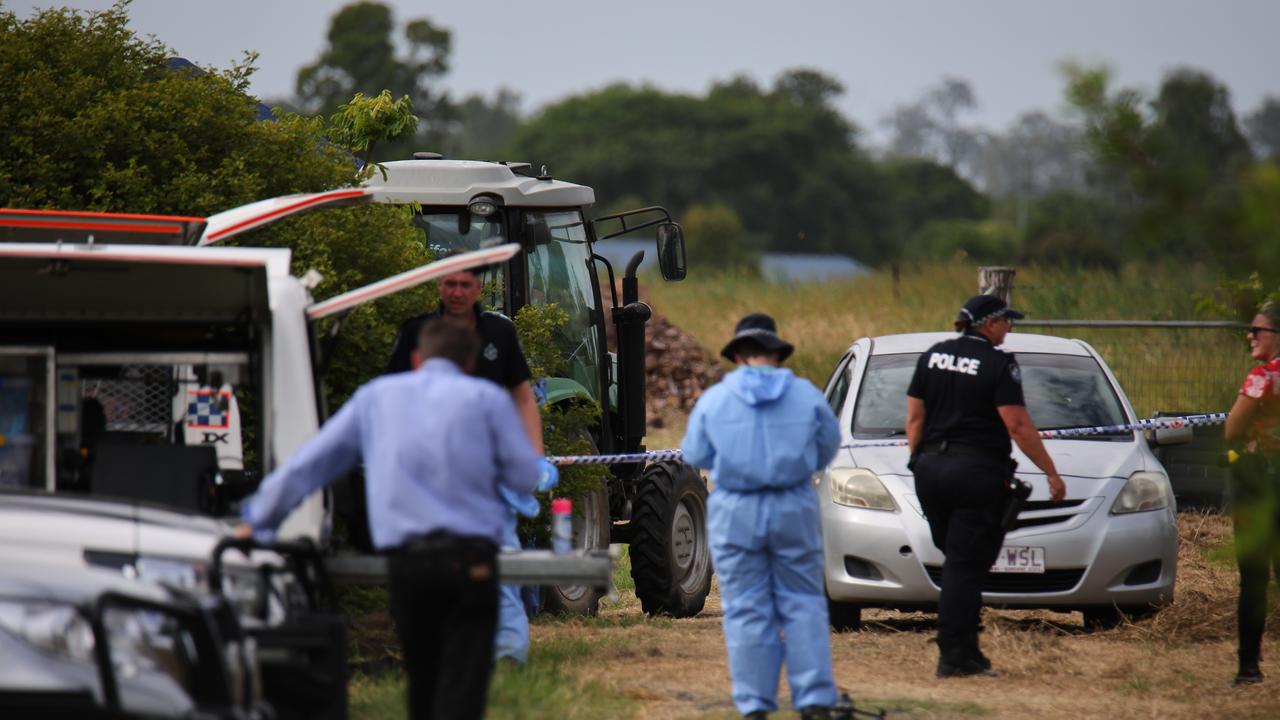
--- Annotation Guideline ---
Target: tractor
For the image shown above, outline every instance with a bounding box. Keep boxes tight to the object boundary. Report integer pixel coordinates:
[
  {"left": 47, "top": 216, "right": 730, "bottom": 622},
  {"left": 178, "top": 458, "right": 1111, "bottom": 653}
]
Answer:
[{"left": 360, "top": 155, "right": 713, "bottom": 617}]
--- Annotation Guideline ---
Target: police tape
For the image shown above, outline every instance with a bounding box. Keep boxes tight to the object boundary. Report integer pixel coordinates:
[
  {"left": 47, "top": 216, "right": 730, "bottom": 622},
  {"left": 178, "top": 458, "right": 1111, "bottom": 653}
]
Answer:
[
  {"left": 547, "top": 449, "right": 684, "bottom": 466},
  {"left": 545, "top": 412, "right": 1230, "bottom": 464},
  {"left": 841, "top": 411, "right": 1230, "bottom": 449}
]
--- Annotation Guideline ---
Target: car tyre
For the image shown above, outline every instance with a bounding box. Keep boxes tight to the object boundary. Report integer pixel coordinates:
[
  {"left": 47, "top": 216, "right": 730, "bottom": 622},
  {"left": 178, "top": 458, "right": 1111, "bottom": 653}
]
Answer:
[{"left": 828, "top": 597, "right": 862, "bottom": 632}]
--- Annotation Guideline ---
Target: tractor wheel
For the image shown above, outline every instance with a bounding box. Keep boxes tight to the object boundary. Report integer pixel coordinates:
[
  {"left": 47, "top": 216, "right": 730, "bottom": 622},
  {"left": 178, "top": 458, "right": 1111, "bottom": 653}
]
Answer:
[
  {"left": 629, "top": 462, "right": 713, "bottom": 617},
  {"left": 540, "top": 484, "right": 610, "bottom": 616}
]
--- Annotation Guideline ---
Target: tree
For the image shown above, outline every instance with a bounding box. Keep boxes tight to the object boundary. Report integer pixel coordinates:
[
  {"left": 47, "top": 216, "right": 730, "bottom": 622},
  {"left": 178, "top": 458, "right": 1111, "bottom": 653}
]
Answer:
[
  {"left": 445, "top": 88, "right": 523, "bottom": 158},
  {"left": 324, "top": 89, "right": 419, "bottom": 172},
  {"left": 978, "top": 111, "right": 1092, "bottom": 200},
  {"left": 883, "top": 77, "right": 988, "bottom": 180},
  {"left": 908, "top": 219, "right": 1018, "bottom": 265},
  {"left": 1244, "top": 97, "right": 1280, "bottom": 161},
  {"left": 682, "top": 203, "right": 758, "bottom": 274},
  {"left": 506, "top": 70, "right": 893, "bottom": 265},
  {"left": 1063, "top": 63, "right": 1253, "bottom": 265},
  {"left": 0, "top": 3, "right": 434, "bottom": 405},
  {"left": 881, "top": 158, "right": 989, "bottom": 259},
  {"left": 1021, "top": 191, "right": 1123, "bottom": 269},
  {"left": 295, "top": 1, "right": 451, "bottom": 160}
]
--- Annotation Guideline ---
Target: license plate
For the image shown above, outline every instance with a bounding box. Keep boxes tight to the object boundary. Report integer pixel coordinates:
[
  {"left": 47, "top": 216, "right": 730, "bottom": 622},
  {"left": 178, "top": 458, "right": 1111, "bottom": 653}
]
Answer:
[{"left": 990, "top": 546, "right": 1045, "bottom": 574}]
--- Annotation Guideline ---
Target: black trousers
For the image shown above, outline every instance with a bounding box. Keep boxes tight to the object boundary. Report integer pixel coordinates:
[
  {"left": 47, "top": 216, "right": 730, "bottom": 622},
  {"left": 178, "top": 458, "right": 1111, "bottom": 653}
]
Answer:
[
  {"left": 914, "top": 452, "right": 1008, "bottom": 655},
  {"left": 1231, "top": 455, "right": 1280, "bottom": 665},
  {"left": 387, "top": 534, "right": 499, "bottom": 720}
]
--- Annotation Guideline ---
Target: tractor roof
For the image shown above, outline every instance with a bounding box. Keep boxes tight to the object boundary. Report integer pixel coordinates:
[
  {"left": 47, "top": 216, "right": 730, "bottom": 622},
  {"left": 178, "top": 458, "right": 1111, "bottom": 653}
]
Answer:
[{"left": 365, "top": 159, "right": 595, "bottom": 209}]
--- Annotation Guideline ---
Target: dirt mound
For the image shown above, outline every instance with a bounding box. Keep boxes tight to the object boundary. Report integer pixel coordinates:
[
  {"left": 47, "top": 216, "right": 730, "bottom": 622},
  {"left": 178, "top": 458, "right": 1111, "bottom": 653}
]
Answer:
[{"left": 643, "top": 313, "right": 724, "bottom": 428}]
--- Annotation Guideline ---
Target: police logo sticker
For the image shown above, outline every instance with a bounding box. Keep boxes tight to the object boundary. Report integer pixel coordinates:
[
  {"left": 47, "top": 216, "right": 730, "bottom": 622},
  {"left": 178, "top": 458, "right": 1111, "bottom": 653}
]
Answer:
[
  {"left": 1009, "top": 364, "right": 1022, "bottom": 384},
  {"left": 483, "top": 342, "right": 499, "bottom": 361}
]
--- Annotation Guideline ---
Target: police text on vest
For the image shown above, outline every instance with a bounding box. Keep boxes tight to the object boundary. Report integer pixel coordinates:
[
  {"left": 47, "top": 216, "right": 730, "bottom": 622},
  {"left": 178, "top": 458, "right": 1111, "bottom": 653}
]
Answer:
[{"left": 928, "top": 352, "right": 981, "bottom": 376}]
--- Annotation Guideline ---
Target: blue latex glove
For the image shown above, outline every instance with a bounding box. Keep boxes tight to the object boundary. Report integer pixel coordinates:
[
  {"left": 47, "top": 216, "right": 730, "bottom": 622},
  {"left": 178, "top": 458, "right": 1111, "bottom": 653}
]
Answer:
[
  {"left": 498, "top": 485, "right": 540, "bottom": 518},
  {"left": 537, "top": 457, "right": 560, "bottom": 493}
]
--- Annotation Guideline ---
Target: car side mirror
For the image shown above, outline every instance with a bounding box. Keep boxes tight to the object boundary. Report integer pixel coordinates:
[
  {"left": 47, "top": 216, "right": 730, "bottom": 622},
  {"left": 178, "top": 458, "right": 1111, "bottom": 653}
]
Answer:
[
  {"left": 1153, "top": 425, "right": 1193, "bottom": 446},
  {"left": 1149, "top": 412, "right": 1193, "bottom": 446},
  {"left": 656, "top": 222, "right": 686, "bottom": 281}
]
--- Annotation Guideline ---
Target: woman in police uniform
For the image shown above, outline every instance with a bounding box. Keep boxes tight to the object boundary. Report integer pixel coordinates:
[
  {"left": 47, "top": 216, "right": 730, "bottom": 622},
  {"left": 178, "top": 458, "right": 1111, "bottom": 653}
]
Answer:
[{"left": 906, "top": 294, "right": 1066, "bottom": 678}]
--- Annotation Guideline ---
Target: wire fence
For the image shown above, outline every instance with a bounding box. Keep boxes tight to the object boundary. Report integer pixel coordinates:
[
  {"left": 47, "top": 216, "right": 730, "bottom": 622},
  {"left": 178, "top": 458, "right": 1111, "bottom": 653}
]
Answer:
[{"left": 1013, "top": 279, "right": 1253, "bottom": 418}]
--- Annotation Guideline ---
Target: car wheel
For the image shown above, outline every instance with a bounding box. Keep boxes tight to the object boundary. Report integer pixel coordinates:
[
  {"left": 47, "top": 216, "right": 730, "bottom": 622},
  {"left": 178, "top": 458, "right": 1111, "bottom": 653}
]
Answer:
[
  {"left": 1082, "top": 606, "right": 1124, "bottom": 630},
  {"left": 828, "top": 597, "right": 862, "bottom": 632}
]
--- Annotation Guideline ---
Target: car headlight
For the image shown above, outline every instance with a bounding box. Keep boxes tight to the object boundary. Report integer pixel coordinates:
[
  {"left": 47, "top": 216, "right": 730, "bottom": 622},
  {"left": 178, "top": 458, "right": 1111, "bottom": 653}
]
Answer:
[
  {"left": 1110, "top": 471, "right": 1173, "bottom": 514},
  {"left": 0, "top": 599, "right": 193, "bottom": 689},
  {"left": 103, "top": 606, "right": 198, "bottom": 686},
  {"left": 828, "top": 467, "right": 898, "bottom": 511},
  {"left": 0, "top": 600, "right": 95, "bottom": 663}
]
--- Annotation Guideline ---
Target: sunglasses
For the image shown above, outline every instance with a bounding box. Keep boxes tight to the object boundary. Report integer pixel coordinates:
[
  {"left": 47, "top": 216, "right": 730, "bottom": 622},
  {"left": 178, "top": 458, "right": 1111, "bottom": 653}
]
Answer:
[{"left": 1248, "top": 326, "right": 1278, "bottom": 337}]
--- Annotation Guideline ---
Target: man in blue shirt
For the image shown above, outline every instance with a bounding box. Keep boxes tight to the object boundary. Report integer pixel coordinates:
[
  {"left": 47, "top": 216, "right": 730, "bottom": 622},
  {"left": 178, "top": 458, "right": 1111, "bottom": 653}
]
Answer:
[
  {"left": 681, "top": 313, "right": 842, "bottom": 720},
  {"left": 237, "top": 319, "right": 552, "bottom": 720}
]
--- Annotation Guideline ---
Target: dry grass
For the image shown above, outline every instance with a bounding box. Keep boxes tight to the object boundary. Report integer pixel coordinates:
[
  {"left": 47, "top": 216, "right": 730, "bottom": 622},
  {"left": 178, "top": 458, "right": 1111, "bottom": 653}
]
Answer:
[
  {"left": 532, "top": 510, "right": 1280, "bottom": 719},
  {"left": 645, "top": 261, "right": 1251, "bottom": 415}
]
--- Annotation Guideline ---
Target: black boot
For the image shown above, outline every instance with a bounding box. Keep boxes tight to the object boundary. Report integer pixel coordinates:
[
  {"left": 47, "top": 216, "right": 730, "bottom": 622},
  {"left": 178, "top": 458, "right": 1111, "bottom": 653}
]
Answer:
[
  {"left": 937, "top": 647, "right": 998, "bottom": 678},
  {"left": 1233, "top": 658, "right": 1264, "bottom": 686},
  {"left": 964, "top": 635, "right": 992, "bottom": 671},
  {"left": 798, "top": 707, "right": 832, "bottom": 720},
  {"left": 743, "top": 712, "right": 769, "bottom": 720}
]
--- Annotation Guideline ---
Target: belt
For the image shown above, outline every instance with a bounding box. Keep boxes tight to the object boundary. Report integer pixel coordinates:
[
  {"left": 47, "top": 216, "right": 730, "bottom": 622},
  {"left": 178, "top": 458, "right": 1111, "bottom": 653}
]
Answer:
[
  {"left": 388, "top": 531, "right": 497, "bottom": 556},
  {"left": 919, "top": 440, "right": 1005, "bottom": 460}
]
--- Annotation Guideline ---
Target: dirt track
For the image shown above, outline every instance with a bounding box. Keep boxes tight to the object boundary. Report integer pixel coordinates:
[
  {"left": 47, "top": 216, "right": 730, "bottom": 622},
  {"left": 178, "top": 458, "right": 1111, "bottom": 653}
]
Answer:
[{"left": 532, "top": 511, "right": 1280, "bottom": 719}]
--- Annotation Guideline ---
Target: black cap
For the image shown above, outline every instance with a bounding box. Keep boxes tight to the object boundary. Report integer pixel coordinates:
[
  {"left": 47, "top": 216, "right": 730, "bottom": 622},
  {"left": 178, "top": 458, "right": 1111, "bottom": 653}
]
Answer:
[
  {"left": 720, "top": 312, "right": 795, "bottom": 362},
  {"left": 958, "top": 294, "right": 1025, "bottom": 327}
]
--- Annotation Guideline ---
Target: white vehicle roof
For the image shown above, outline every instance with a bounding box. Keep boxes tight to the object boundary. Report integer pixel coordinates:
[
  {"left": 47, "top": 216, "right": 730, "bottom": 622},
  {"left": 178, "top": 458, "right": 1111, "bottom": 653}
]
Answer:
[
  {"left": 0, "top": 244, "right": 290, "bottom": 322},
  {"left": 364, "top": 159, "right": 595, "bottom": 208},
  {"left": 863, "top": 331, "right": 1093, "bottom": 357}
]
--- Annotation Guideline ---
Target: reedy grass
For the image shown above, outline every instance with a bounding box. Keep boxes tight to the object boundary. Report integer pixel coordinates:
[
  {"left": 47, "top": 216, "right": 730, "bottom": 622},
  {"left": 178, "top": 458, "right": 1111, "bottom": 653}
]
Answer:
[{"left": 647, "top": 260, "right": 1253, "bottom": 416}]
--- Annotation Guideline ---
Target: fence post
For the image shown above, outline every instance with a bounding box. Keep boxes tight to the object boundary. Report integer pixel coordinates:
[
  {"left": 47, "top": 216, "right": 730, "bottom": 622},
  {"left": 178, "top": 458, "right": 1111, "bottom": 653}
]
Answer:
[{"left": 978, "top": 266, "right": 1016, "bottom": 303}]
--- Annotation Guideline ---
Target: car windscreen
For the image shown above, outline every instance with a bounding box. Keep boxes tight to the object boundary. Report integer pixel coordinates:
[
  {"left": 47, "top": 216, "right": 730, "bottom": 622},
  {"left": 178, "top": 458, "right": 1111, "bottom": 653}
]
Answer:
[{"left": 851, "top": 351, "right": 1131, "bottom": 441}]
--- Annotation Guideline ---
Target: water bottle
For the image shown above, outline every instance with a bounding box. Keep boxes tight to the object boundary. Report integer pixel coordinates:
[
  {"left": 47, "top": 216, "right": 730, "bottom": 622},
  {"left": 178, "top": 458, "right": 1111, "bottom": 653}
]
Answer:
[{"left": 551, "top": 498, "right": 573, "bottom": 554}]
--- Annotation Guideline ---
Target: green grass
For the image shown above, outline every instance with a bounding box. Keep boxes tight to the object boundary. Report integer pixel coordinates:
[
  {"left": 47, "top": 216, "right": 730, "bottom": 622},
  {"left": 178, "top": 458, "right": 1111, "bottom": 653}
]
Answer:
[{"left": 349, "top": 637, "right": 634, "bottom": 720}]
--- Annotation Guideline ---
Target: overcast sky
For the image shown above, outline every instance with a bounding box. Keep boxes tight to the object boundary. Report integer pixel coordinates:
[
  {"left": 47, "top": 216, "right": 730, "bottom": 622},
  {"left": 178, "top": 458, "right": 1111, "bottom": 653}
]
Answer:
[{"left": 10, "top": 1, "right": 1280, "bottom": 143}]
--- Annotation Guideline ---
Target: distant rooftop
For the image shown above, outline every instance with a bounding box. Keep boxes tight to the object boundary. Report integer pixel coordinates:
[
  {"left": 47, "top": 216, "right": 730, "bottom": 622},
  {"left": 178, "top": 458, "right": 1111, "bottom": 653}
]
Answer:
[{"left": 593, "top": 238, "right": 871, "bottom": 283}]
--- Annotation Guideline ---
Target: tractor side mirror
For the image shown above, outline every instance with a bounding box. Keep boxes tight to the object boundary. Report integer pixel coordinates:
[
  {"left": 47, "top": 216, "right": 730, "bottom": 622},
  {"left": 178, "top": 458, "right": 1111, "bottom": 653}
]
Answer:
[{"left": 656, "top": 222, "right": 686, "bottom": 281}]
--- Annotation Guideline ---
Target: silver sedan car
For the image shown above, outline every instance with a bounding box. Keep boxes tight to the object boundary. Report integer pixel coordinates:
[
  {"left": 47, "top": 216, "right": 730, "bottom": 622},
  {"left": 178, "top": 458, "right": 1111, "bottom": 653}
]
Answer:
[{"left": 818, "top": 332, "right": 1179, "bottom": 630}]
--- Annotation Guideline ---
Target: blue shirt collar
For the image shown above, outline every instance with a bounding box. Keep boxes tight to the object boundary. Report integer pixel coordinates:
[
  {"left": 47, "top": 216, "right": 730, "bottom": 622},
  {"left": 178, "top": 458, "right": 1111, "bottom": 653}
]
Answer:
[{"left": 421, "top": 357, "right": 465, "bottom": 375}]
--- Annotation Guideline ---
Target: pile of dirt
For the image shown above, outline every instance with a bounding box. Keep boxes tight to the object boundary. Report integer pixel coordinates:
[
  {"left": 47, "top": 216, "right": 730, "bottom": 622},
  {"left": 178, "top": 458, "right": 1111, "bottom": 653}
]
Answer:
[{"left": 643, "top": 313, "right": 724, "bottom": 428}]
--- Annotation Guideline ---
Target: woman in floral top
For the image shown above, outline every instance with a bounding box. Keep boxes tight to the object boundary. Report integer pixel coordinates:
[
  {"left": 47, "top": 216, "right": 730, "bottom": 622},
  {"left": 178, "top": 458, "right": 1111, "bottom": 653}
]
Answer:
[{"left": 1224, "top": 300, "right": 1280, "bottom": 686}]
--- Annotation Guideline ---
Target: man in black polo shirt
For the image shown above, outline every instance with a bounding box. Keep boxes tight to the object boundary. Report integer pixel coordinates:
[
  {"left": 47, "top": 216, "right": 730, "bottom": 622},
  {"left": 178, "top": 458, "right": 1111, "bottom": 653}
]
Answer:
[
  {"left": 387, "top": 260, "right": 543, "bottom": 454},
  {"left": 386, "top": 256, "right": 545, "bottom": 667},
  {"left": 906, "top": 294, "right": 1065, "bottom": 678}
]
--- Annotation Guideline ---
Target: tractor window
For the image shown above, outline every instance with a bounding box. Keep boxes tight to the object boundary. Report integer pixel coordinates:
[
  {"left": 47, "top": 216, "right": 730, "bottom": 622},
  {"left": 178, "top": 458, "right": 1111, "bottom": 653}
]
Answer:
[
  {"left": 412, "top": 211, "right": 507, "bottom": 310},
  {"left": 526, "top": 211, "right": 602, "bottom": 401}
]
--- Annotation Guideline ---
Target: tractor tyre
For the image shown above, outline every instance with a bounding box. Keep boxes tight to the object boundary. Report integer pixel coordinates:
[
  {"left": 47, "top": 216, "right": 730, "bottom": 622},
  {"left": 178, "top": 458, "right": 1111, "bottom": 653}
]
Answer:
[
  {"left": 629, "top": 462, "right": 713, "bottom": 617},
  {"left": 540, "top": 484, "right": 610, "bottom": 616}
]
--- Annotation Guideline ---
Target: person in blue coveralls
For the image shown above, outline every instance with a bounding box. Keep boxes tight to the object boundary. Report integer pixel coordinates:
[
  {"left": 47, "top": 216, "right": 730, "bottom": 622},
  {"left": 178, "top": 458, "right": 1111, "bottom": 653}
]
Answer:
[
  {"left": 681, "top": 313, "right": 842, "bottom": 720},
  {"left": 237, "top": 319, "right": 558, "bottom": 720}
]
